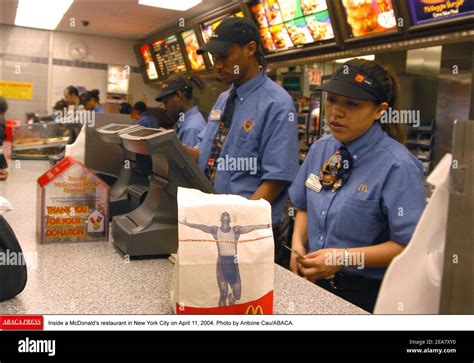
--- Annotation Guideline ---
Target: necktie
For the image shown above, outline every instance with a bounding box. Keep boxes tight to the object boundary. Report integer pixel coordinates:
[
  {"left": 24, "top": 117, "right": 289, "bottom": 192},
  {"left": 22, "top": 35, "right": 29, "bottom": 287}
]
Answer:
[
  {"left": 204, "top": 88, "right": 238, "bottom": 183},
  {"left": 320, "top": 146, "right": 353, "bottom": 192}
]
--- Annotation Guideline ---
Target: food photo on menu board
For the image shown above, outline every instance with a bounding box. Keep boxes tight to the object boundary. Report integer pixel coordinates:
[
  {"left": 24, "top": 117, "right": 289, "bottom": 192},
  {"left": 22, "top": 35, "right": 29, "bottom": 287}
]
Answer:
[
  {"left": 278, "top": 0, "right": 304, "bottom": 21},
  {"left": 181, "top": 29, "right": 206, "bottom": 71},
  {"left": 264, "top": 0, "right": 284, "bottom": 25},
  {"left": 139, "top": 44, "right": 158, "bottom": 80},
  {"left": 408, "top": 0, "right": 473, "bottom": 25},
  {"left": 300, "top": 0, "right": 328, "bottom": 15},
  {"left": 285, "top": 17, "right": 314, "bottom": 45},
  {"left": 251, "top": 2, "right": 269, "bottom": 28},
  {"left": 260, "top": 28, "right": 277, "bottom": 51},
  {"left": 341, "top": 0, "right": 397, "bottom": 37},
  {"left": 269, "top": 23, "right": 294, "bottom": 49},
  {"left": 305, "top": 10, "right": 334, "bottom": 41}
]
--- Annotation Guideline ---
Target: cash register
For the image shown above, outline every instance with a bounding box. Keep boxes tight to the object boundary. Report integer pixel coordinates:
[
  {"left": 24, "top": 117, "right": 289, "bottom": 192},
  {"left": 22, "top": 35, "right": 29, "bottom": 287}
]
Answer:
[
  {"left": 112, "top": 128, "right": 214, "bottom": 257},
  {"left": 96, "top": 123, "right": 149, "bottom": 218}
]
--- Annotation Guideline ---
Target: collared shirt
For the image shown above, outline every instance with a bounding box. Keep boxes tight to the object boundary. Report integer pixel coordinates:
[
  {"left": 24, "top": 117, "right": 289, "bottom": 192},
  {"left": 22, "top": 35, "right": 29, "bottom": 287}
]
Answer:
[
  {"left": 177, "top": 106, "right": 206, "bottom": 147},
  {"left": 289, "top": 122, "right": 426, "bottom": 279},
  {"left": 197, "top": 71, "right": 299, "bottom": 224},
  {"left": 138, "top": 112, "right": 158, "bottom": 128}
]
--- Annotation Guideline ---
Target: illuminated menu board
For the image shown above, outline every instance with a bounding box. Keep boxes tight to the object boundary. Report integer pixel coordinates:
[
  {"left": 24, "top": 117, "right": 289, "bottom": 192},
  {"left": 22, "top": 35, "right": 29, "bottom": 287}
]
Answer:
[
  {"left": 340, "top": 0, "right": 397, "bottom": 38},
  {"left": 139, "top": 44, "right": 159, "bottom": 80},
  {"left": 201, "top": 11, "right": 244, "bottom": 44},
  {"left": 181, "top": 29, "right": 206, "bottom": 71},
  {"left": 408, "top": 0, "right": 473, "bottom": 25},
  {"left": 250, "top": 0, "right": 334, "bottom": 52},
  {"left": 151, "top": 34, "right": 187, "bottom": 76}
]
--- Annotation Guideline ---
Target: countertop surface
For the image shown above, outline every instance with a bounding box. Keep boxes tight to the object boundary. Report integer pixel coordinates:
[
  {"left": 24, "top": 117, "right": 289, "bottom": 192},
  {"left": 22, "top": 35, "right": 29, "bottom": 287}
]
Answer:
[{"left": 0, "top": 159, "right": 367, "bottom": 315}]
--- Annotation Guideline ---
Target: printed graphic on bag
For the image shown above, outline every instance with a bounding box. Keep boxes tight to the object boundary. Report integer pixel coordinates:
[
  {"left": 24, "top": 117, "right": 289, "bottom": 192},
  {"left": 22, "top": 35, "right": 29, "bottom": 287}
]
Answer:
[{"left": 171, "top": 187, "right": 275, "bottom": 314}]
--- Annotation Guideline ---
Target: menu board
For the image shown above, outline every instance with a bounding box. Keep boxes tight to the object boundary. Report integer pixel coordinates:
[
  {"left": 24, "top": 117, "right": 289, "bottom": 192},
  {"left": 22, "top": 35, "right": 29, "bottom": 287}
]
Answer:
[
  {"left": 181, "top": 29, "right": 206, "bottom": 71},
  {"left": 151, "top": 34, "right": 187, "bottom": 76},
  {"left": 201, "top": 11, "right": 244, "bottom": 44},
  {"left": 139, "top": 44, "right": 159, "bottom": 80},
  {"left": 408, "top": 0, "right": 473, "bottom": 25},
  {"left": 340, "top": 0, "right": 397, "bottom": 38},
  {"left": 250, "top": 1, "right": 334, "bottom": 52}
]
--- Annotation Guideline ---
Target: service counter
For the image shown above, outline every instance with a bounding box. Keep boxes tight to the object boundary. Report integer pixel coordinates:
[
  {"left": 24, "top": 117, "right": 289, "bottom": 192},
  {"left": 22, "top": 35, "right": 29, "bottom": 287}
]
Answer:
[{"left": 0, "top": 160, "right": 366, "bottom": 315}]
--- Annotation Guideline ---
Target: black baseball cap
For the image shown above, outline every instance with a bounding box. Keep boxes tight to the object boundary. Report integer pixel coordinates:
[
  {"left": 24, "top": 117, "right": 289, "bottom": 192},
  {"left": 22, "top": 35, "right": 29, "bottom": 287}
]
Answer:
[
  {"left": 197, "top": 17, "right": 260, "bottom": 55},
  {"left": 318, "top": 63, "right": 388, "bottom": 103},
  {"left": 155, "top": 76, "right": 193, "bottom": 101}
]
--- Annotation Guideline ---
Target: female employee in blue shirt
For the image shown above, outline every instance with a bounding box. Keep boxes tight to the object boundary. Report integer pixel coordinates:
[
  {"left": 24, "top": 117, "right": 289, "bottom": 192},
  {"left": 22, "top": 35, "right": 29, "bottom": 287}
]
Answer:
[
  {"left": 288, "top": 59, "right": 426, "bottom": 312},
  {"left": 155, "top": 75, "right": 206, "bottom": 147},
  {"left": 82, "top": 89, "right": 104, "bottom": 113}
]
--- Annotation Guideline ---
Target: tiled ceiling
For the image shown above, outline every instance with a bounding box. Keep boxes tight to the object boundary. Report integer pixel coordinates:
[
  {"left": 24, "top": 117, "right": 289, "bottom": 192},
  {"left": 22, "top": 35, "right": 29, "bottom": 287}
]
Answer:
[{"left": 0, "top": 0, "right": 234, "bottom": 40}]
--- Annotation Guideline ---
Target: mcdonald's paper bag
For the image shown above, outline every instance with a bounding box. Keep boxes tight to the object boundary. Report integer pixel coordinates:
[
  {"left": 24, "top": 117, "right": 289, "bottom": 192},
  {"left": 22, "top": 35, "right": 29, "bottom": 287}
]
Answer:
[{"left": 170, "top": 187, "right": 274, "bottom": 314}]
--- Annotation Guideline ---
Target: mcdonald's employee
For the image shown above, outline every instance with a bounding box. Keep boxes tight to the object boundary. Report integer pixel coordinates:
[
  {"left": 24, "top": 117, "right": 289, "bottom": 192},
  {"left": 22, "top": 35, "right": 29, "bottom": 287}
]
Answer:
[
  {"left": 155, "top": 74, "right": 206, "bottom": 147},
  {"left": 288, "top": 59, "right": 426, "bottom": 312},
  {"left": 186, "top": 17, "right": 299, "bottom": 265}
]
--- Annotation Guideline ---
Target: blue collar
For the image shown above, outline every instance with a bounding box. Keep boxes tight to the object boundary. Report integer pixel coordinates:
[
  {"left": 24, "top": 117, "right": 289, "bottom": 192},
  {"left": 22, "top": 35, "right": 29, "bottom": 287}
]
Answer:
[
  {"left": 184, "top": 105, "right": 199, "bottom": 118},
  {"left": 340, "top": 122, "right": 385, "bottom": 161},
  {"left": 234, "top": 71, "right": 267, "bottom": 102}
]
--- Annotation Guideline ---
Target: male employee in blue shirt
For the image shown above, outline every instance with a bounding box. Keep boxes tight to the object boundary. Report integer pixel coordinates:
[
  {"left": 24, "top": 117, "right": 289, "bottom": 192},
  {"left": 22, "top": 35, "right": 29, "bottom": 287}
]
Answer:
[
  {"left": 186, "top": 17, "right": 299, "bottom": 266},
  {"left": 155, "top": 75, "right": 206, "bottom": 147},
  {"left": 131, "top": 101, "right": 158, "bottom": 128}
]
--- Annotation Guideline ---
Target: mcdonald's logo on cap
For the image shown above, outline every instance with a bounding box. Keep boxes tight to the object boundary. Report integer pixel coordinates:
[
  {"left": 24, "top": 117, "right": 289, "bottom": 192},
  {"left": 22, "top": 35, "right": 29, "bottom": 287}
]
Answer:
[
  {"left": 245, "top": 305, "right": 264, "bottom": 315},
  {"left": 355, "top": 74, "right": 365, "bottom": 83}
]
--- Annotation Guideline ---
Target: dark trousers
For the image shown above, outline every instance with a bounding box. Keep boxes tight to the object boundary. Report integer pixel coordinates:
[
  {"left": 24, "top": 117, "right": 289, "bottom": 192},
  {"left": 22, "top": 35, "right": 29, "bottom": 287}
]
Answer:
[
  {"left": 273, "top": 216, "right": 291, "bottom": 268},
  {"left": 0, "top": 154, "right": 7, "bottom": 169},
  {"left": 317, "top": 273, "right": 382, "bottom": 313}
]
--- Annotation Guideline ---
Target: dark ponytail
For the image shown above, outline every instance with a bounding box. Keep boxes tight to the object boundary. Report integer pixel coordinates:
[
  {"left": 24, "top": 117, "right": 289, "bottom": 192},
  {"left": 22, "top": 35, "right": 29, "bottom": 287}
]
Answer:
[{"left": 346, "top": 59, "right": 406, "bottom": 144}]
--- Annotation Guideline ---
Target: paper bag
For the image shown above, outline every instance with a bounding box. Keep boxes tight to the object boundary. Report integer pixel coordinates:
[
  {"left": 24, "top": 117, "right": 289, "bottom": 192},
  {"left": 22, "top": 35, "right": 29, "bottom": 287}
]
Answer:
[{"left": 171, "top": 187, "right": 274, "bottom": 314}]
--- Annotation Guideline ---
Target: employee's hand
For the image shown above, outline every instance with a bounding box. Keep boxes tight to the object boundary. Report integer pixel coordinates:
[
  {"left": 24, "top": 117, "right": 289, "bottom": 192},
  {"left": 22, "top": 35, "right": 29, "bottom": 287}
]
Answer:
[
  {"left": 289, "top": 242, "right": 306, "bottom": 275},
  {"left": 297, "top": 248, "right": 344, "bottom": 282}
]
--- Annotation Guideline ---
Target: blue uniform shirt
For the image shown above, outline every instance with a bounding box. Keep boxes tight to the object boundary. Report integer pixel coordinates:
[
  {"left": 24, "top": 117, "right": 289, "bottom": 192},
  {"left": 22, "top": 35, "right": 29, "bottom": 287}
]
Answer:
[
  {"left": 94, "top": 105, "right": 105, "bottom": 113},
  {"left": 177, "top": 106, "right": 206, "bottom": 147},
  {"left": 289, "top": 122, "right": 426, "bottom": 279},
  {"left": 197, "top": 71, "right": 299, "bottom": 224},
  {"left": 138, "top": 112, "right": 158, "bottom": 128}
]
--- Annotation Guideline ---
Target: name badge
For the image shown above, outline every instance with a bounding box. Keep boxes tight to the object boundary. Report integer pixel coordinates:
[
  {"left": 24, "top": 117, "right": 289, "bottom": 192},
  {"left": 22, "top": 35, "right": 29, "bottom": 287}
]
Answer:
[
  {"left": 210, "top": 109, "right": 221, "bottom": 122},
  {"left": 305, "top": 173, "right": 322, "bottom": 193}
]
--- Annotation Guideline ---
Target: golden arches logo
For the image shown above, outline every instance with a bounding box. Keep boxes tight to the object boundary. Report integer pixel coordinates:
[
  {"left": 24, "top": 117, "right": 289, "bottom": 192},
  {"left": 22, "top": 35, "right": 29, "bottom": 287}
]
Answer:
[
  {"left": 357, "top": 184, "right": 369, "bottom": 193},
  {"left": 245, "top": 305, "right": 264, "bottom": 315}
]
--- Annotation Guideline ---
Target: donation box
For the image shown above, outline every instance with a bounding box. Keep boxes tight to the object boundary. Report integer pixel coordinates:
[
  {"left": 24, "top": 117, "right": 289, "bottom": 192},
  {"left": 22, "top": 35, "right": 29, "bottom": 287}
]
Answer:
[{"left": 36, "top": 156, "right": 110, "bottom": 243}]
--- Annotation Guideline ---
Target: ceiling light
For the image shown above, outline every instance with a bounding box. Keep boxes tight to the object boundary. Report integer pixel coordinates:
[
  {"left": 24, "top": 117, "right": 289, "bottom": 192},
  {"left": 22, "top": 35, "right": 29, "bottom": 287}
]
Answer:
[
  {"left": 15, "top": 0, "right": 73, "bottom": 30},
  {"left": 138, "top": 0, "right": 202, "bottom": 11}
]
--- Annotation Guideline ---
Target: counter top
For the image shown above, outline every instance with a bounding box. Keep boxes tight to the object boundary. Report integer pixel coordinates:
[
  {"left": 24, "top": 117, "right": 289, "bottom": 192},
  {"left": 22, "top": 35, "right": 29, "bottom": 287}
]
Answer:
[{"left": 0, "top": 160, "right": 366, "bottom": 315}]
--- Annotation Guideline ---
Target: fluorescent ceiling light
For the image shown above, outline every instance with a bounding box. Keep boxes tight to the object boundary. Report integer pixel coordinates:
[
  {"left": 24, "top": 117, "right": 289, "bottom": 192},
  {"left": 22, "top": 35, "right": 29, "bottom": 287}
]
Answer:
[
  {"left": 138, "top": 0, "right": 202, "bottom": 11},
  {"left": 335, "top": 55, "right": 375, "bottom": 63},
  {"left": 15, "top": 0, "right": 74, "bottom": 30}
]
